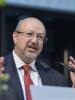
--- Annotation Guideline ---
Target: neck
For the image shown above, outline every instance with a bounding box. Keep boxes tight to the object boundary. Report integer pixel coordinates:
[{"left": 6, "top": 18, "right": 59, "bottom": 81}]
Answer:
[{"left": 14, "top": 49, "right": 35, "bottom": 64}]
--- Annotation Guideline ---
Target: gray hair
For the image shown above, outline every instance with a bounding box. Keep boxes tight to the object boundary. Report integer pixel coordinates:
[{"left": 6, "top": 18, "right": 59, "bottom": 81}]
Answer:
[
  {"left": 15, "top": 17, "right": 46, "bottom": 36},
  {"left": 15, "top": 20, "right": 23, "bottom": 32}
]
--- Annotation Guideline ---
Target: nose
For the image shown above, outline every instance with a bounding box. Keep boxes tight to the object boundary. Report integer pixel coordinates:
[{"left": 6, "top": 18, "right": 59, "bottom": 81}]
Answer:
[{"left": 31, "top": 36, "right": 38, "bottom": 43}]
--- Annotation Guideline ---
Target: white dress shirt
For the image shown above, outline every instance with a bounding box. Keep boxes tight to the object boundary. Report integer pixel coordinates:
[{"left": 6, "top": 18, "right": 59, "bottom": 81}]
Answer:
[{"left": 13, "top": 50, "right": 42, "bottom": 100}]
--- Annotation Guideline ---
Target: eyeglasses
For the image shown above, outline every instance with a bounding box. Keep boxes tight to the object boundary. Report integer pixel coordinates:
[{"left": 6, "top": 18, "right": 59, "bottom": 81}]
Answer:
[{"left": 16, "top": 31, "right": 45, "bottom": 41}]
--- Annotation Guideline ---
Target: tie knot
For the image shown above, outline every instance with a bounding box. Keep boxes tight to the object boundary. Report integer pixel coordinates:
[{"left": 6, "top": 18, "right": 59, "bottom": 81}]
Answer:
[{"left": 23, "top": 64, "right": 30, "bottom": 73}]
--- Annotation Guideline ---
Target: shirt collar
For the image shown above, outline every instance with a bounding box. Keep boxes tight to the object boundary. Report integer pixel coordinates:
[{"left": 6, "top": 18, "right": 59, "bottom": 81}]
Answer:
[{"left": 13, "top": 50, "right": 37, "bottom": 71}]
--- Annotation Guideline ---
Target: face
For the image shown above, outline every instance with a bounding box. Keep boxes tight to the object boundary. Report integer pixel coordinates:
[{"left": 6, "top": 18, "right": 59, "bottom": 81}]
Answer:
[{"left": 13, "top": 18, "right": 46, "bottom": 63}]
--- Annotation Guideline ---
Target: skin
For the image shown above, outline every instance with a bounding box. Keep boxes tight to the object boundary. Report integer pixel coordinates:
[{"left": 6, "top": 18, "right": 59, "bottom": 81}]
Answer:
[
  {"left": 0, "top": 17, "right": 75, "bottom": 87},
  {"left": 68, "top": 56, "right": 75, "bottom": 87},
  {"left": 13, "top": 17, "right": 46, "bottom": 64},
  {"left": 0, "top": 17, "right": 46, "bottom": 79},
  {"left": 0, "top": 57, "right": 4, "bottom": 78}
]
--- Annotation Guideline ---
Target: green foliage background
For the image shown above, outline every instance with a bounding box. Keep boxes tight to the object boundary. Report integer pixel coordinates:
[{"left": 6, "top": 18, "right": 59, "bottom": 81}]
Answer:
[{"left": 0, "top": 0, "right": 5, "bottom": 6}]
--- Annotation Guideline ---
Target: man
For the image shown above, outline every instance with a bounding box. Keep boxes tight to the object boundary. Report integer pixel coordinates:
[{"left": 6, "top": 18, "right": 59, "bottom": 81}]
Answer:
[
  {"left": 68, "top": 56, "right": 75, "bottom": 87},
  {"left": 0, "top": 17, "right": 68, "bottom": 100}
]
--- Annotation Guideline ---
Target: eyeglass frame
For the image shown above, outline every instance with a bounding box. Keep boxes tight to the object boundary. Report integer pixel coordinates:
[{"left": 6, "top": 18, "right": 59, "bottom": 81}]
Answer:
[{"left": 15, "top": 31, "right": 46, "bottom": 42}]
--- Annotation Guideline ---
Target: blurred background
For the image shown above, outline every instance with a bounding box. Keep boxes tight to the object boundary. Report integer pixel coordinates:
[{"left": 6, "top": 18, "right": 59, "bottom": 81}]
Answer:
[{"left": 0, "top": 0, "right": 75, "bottom": 85}]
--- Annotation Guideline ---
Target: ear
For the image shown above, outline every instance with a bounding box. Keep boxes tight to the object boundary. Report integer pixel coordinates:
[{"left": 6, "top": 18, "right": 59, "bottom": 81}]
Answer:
[
  {"left": 13, "top": 32, "right": 18, "bottom": 44},
  {"left": 44, "top": 37, "right": 48, "bottom": 44},
  {"left": 43, "top": 36, "right": 48, "bottom": 52}
]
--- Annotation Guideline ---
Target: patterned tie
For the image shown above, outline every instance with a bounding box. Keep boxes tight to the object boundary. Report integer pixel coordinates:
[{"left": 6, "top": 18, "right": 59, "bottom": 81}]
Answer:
[{"left": 23, "top": 64, "right": 33, "bottom": 100}]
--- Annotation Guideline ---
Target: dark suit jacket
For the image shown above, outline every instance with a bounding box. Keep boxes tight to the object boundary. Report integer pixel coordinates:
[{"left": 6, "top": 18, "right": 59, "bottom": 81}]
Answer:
[{"left": 0, "top": 53, "right": 68, "bottom": 100}]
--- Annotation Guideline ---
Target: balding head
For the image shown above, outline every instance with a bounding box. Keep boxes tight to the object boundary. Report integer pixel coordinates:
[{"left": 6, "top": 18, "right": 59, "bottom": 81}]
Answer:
[
  {"left": 15, "top": 17, "right": 46, "bottom": 37},
  {"left": 13, "top": 17, "right": 46, "bottom": 63}
]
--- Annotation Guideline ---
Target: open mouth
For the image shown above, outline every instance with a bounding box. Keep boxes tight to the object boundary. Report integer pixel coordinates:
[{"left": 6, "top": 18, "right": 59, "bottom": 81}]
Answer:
[{"left": 28, "top": 46, "right": 38, "bottom": 52}]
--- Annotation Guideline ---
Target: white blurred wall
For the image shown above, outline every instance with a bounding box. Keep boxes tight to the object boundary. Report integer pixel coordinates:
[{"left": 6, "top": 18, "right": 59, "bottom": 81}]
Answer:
[{"left": 5, "top": 0, "right": 75, "bottom": 12}]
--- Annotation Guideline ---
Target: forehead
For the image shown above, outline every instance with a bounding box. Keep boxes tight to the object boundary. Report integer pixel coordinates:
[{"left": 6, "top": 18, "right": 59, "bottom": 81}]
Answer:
[{"left": 18, "top": 18, "right": 46, "bottom": 35}]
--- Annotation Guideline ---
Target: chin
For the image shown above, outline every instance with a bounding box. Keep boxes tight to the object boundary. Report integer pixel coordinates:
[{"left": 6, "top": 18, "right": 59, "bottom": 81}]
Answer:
[{"left": 25, "top": 52, "right": 38, "bottom": 60}]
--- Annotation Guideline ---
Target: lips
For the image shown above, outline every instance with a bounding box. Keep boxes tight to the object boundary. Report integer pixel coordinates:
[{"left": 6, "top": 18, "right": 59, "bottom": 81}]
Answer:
[{"left": 28, "top": 45, "right": 38, "bottom": 51}]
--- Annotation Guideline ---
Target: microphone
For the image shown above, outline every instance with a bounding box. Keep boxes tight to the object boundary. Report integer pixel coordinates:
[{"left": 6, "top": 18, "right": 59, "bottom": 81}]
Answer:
[
  {"left": 36, "top": 58, "right": 50, "bottom": 69},
  {"left": 59, "top": 62, "right": 75, "bottom": 72}
]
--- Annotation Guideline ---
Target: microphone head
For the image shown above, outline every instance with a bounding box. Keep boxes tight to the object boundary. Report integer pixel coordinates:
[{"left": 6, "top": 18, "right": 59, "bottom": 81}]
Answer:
[{"left": 59, "top": 62, "right": 75, "bottom": 72}]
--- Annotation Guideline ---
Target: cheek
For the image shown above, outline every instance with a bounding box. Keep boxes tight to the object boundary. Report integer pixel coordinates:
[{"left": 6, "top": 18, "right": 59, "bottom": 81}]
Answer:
[
  {"left": 38, "top": 43, "right": 43, "bottom": 51},
  {"left": 16, "top": 38, "right": 27, "bottom": 49}
]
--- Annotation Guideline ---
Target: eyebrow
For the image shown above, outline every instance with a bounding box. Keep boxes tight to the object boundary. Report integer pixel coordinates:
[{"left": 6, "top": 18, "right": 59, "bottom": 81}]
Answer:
[
  {"left": 15, "top": 31, "right": 25, "bottom": 33},
  {"left": 16, "top": 29, "right": 46, "bottom": 37},
  {"left": 28, "top": 29, "right": 45, "bottom": 35}
]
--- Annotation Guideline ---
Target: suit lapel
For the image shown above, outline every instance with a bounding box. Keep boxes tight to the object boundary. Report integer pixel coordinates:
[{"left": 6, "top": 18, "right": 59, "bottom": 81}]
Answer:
[
  {"left": 36, "top": 61, "right": 50, "bottom": 85},
  {"left": 36, "top": 60, "right": 58, "bottom": 86},
  {"left": 4, "top": 53, "right": 24, "bottom": 100}
]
